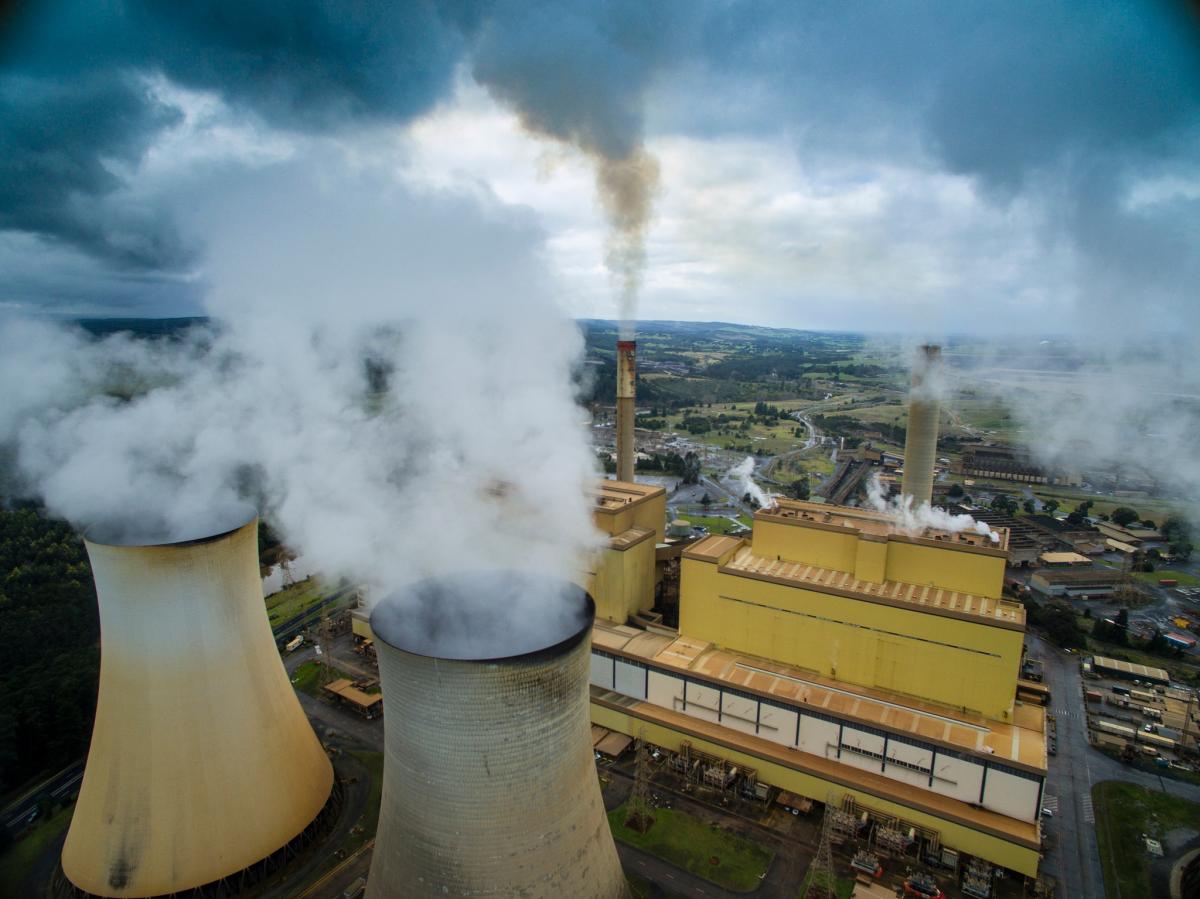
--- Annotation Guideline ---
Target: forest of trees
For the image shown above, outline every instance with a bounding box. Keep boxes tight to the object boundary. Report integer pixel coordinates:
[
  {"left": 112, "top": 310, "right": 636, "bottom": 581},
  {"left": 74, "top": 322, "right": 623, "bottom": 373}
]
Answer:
[{"left": 0, "top": 508, "right": 101, "bottom": 796}]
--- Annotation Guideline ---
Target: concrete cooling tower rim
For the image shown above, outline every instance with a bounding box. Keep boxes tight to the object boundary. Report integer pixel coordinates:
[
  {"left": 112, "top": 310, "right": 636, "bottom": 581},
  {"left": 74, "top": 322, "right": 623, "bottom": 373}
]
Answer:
[
  {"left": 370, "top": 571, "right": 594, "bottom": 663},
  {"left": 83, "top": 502, "right": 258, "bottom": 548}
]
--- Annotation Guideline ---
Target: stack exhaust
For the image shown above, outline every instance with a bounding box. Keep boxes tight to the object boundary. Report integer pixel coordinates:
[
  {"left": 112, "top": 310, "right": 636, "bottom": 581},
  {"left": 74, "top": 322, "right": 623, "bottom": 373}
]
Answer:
[
  {"left": 61, "top": 508, "right": 334, "bottom": 898},
  {"left": 367, "top": 572, "right": 629, "bottom": 899},
  {"left": 616, "top": 339, "right": 636, "bottom": 482},
  {"left": 900, "top": 344, "right": 942, "bottom": 508}
]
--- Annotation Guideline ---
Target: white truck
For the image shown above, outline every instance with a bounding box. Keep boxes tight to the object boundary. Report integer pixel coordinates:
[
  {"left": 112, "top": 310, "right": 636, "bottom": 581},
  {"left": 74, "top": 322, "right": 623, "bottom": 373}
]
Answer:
[{"left": 285, "top": 634, "right": 304, "bottom": 653}]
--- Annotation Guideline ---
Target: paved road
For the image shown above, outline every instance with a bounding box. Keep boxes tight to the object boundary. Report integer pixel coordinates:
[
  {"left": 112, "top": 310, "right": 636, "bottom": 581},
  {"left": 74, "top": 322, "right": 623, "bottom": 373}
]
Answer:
[
  {"left": 1033, "top": 632, "right": 1200, "bottom": 898},
  {"left": 1, "top": 760, "right": 84, "bottom": 837}
]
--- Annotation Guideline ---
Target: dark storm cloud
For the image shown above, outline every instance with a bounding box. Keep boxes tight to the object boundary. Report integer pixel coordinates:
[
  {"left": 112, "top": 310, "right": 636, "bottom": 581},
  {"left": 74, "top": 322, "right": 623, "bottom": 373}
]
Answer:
[
  {"left": 0, "top": 0, "right": 471, "bottom": 274},
  {"left": 1, "top": 0, "right": 1198, "bottom": 317}
]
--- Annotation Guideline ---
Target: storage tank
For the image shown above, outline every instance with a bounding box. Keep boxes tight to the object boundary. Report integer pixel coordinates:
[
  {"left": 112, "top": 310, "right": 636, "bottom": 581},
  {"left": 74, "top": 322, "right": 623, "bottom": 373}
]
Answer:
[
  {"left": 61, "top": 507, "right": 334, "bottom": 897},
  {"left": 367, "top": 571, "right": 629, "bottom": 899},
  {"left": 900, "top": 344, "right": 941, "bottom": 508}
]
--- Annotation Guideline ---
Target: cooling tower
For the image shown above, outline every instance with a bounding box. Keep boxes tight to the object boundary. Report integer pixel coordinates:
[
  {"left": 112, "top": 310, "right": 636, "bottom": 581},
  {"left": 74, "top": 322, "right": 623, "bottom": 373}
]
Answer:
[
  {"left": 61, "top": 508, "right": 334, "bottom": 898},
  {"left": 367, "top": 572, "right": 629, "bottom": 899},
  {"left": 900, "top": 344, "right": 942, "bottom": 508},
  {"left": 616, "top": 339, "right": 636, "bottom": 483}
]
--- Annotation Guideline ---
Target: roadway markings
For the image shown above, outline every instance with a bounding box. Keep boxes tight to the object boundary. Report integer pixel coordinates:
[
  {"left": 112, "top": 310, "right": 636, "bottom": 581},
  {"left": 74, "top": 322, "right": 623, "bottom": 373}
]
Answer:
[
  {"left": 1053, "top": 708, "right": 1074, "bottom": 717},
  {"left": 1043, "top": 794, "right": 1059, "bottom": 814},
  {"left": 1082, "top": 795, "right": 1095, "bottom": 824}
]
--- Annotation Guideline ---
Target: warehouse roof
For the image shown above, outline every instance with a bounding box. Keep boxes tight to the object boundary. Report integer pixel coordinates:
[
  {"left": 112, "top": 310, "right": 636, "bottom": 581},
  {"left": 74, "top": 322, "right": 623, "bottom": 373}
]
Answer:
[
  {"left": 593, "top": 621, "right": 1046, "bottom": 772},
  {"left": 685, "top": 537, "right": 1025, "bottom": 630},
  {"left": 323, "top": 679, "right": 382, "bottom": 709},
  {"left": 1038, "top": 552, "right": 1092, "bottom": 566},
  {"left": 1091, "top": 655, "right": 1169, "bottom": 684}
]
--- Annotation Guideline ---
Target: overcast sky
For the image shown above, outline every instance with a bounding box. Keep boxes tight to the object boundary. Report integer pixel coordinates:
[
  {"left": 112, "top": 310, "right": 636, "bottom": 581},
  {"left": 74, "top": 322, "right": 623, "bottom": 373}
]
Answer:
[{"left": 1, "top": 1, "right": 1197, "bottom": 335}]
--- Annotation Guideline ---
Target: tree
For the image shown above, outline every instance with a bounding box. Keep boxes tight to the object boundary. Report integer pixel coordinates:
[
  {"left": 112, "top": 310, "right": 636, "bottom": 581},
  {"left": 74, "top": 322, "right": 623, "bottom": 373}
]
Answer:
[
  {"left": 700, "top": 492, "right": 712, "bottom": 512},
  {"left": 1023, "top": 499, "right": 1037, "bottom": 515},
  {"left": 947, "top": 483, "right": 964, "bottom": 498},
  {"left": 1067, "top": 500, "right": 1093, "bottom": 525},
  {"left": 1035, "top": 601, "right": 1087, "bottom": 649},
  {"left": 1043, "top": 498, "right": 1060, "bottom": 515},
  {"left": 991, "top": 494, "right": 1017, "bottom": 516},
  {"left": 1111, "top": 506, "right": 1140, "bottom": 527},
  {"left": 789, "top": 477, "right": 810, "bottom": 501},
  {"left": 681, "top": 451, "right": 701, "bottom": 485}
]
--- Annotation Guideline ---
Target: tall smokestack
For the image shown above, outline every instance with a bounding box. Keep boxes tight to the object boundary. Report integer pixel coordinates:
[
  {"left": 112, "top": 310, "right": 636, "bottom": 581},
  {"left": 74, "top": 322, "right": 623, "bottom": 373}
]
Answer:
[
  {"left": 616, "top": 339, "right": 636, "bottom": 482},
  {"left": 367, "top": 572, "right": 629, "bottom": 899},
  {"left": 900, "top": 344, "right": 942, "bottom": 508},
  {"left": 61, "top": 508, "right": 334, "bottom": 898}
]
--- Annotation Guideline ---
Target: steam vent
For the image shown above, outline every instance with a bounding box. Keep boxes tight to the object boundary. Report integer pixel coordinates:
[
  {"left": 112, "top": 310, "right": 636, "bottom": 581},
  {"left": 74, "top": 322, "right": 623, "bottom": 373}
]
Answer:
[
  {"left": 367, "top": 572, "right": 630, "bottom": 899},
  {"left": 616, "top": 339, "right": 637, "bottom": 483},
  {"left": 900, "top": 343, "right": 942, "bottom": 508},
  {"left": 61, "top": 508, "right": 334, "bottom": 898}
]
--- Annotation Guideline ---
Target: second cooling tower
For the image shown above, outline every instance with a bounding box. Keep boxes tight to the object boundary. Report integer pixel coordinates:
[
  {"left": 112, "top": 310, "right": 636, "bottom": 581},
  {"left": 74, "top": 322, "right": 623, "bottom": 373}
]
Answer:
[{"left": 367, "top": 572, "right": 629, "bottom": 899}]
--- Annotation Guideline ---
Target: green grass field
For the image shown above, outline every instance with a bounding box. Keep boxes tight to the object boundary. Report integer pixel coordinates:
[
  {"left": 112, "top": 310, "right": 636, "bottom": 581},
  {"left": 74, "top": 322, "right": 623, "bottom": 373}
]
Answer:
[
  {"left": 291, "top": 660, "right": 354, "bottom": 696},
  {"left": 607, "top": 803, "right": 774, "bottom": 891},
  {"left": 0, "top": 806, "right": 73, "bottom": 899},
  {"left": 346, "top": 751, "right": 383, "bottom": 854},
  {"left": 1134, "top": 569, "right": 1200, "bottom": 587},
  {"left": 266, "top": 577, "right": 328, "bottom": 627},
  {"left": 798, "top": 873, "right": 856, "bottom": 899},
  {"left": 1093, "top": 780, "right": 1200, "bottom": 899}
]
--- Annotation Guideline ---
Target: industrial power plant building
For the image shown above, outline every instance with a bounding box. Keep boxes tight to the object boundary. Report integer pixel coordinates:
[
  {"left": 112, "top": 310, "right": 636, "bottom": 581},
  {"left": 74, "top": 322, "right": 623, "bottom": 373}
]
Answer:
[
  {"left": 584, "top": 489, "right": 1045, "bottom": 879},
  {"left": 62, "top": 510, "right": 334, "bottom": 898}
]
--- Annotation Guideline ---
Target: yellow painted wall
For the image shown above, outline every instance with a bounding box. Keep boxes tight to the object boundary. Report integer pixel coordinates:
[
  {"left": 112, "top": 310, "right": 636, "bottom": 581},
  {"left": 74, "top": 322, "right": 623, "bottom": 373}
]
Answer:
[
  {"left": 753, "top": 520, "right": 858, "bottom": 572},
  {"left": 751, "top": 518, "right": 1005, "bottom": 599},
  {"left": 853, "top": 538, "right": 888, "bottom": 583},
  {"left": 632, "top": 493, "right": 666, "bottom": 542},
  {"left": 593, "top": 491, "right": 666, "bottom": 542},
  {"left": 591, "top": 702, "right": 1039, "bottom": 878},
  {"left": 885, "top": 541, "right": 1006, "bottom": 598},
  {"left": 590, "top": 540, "right": 656, "bottom": 624},
  {"left": 679, "top": 558, "right": 1023, "bottom": 720}
]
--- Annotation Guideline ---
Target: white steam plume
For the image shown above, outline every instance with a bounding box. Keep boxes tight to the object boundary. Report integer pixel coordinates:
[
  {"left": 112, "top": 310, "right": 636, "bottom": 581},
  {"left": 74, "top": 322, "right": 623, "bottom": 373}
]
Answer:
[
  {"left": 866, "top": 474, "right": 999, "bottom": 543},
  {"left": 728, "top": 456, "right": 772, "bottom": 509},
  {"left": 0, "top": 159, "right": 604, "bottom": 604}
]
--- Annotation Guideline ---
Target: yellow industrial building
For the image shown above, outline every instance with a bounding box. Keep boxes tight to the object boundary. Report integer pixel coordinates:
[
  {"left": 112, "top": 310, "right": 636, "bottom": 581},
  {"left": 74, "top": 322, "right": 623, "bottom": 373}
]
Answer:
[
  {"left": 585, "top": 479, "right": 666, "bottom": 624},
  {"left": 351, "top": 482, "right": 1045, "bottom": 879},
  {"left": 585, "top": 489, "right": 1045, "bottom": 879}
]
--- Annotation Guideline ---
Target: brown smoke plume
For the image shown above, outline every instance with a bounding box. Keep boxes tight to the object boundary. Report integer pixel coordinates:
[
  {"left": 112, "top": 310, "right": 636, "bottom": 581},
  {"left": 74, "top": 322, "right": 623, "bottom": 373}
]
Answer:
[{"left": 597, "top": 150, "right": 659, "bottom": 338}]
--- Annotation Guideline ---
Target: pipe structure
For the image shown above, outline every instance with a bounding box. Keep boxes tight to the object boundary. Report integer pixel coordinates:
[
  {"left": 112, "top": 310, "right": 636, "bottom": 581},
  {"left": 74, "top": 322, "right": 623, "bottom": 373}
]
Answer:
[
  {"left": 616, "top": 339, "right": 636, "bottom": 483},
  {"left": 367, "top": 572, "right": 629, "bottom": 899},
  {"left": 61, "top": 508, "right": 333, "bottom": 898},
  {"left": 900, "top": 344, "right": 942, "bottom": 508}
]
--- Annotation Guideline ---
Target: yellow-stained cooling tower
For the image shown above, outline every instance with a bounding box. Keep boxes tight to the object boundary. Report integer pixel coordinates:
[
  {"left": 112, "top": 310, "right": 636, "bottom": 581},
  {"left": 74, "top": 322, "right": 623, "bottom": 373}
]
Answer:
[
  {"left": 616, "top": 339, "right": 636, "bottom": 483},
  {"left": 61, "top": 508, "right": 333, "bottom": 898},
  {"left": 900, "top": 344, "right": 942, "bottom": 508},
  {"left": 367, "top": 572, "right": 629, "bottom": 899}
]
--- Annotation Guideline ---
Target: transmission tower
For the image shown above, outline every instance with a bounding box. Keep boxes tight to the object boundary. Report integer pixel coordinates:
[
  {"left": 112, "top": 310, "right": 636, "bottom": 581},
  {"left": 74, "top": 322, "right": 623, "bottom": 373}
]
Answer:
[
  {"left": 624, "top": 736, "right": 655, "bottom": 834},
  {"left": 802, "top": 800, "right": 839, "bottom": 899},
  {"left": 317, "top": 608, "right": 335, "bottom": 688},
  {"left": 1112, "top": 553, "right": 1147, "bottom": 607},
  {"left": 280, "top": 555, "right": 297, "bottom": 589}
]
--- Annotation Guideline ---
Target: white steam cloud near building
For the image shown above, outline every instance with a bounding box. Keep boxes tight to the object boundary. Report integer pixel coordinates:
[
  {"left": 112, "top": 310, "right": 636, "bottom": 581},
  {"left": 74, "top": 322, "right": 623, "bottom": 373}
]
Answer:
[{"left": 0, "top": 164, "right": 604, "bottom": 601}]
